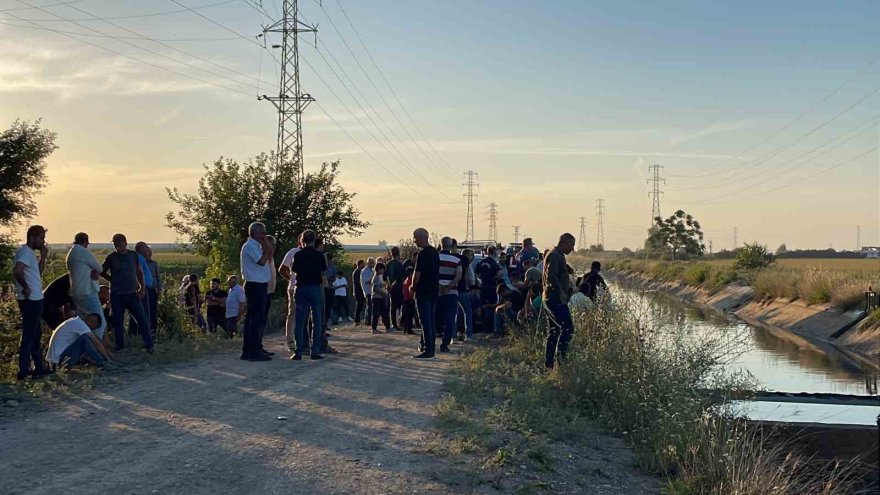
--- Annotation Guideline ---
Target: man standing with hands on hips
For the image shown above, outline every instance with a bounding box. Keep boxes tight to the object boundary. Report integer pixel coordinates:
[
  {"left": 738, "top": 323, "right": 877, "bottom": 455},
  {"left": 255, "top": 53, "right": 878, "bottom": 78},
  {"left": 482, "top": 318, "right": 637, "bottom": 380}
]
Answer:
[{"left": 240, "top": 222, "right": 274, "bottom": 362}]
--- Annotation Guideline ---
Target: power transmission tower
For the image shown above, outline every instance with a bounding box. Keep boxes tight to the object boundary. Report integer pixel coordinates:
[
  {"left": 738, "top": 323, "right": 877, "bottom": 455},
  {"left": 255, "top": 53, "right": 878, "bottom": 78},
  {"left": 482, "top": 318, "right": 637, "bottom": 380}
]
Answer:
[
  {"left": 462, "top": 171, "right": 479, "bottom": 241},
  {"left": 709, "top": 240, "right": 714, "bottom": 256},
  {"left": 578, "top": 216, "right": 587, "bottom": 249},
  {"left": 513, "top": 226, "right": 521, "bottom": 243},
  {"left": 733, "top": 227, "right": 738, "bottom": 249},
  {"left": 487, "top": 202, "right": 498, "bottom": 242},
  {"left": 647, "top": 164, "right": 665, "bottom": 225},
  {"left": 856, "top": 225, "right": 861, "bottom": 251},
  {"left": 595, "top": 199, "right": 605, "bottom": 248},
  {"left": 259, "top": 0, "right": 317, "bottom": 181}
]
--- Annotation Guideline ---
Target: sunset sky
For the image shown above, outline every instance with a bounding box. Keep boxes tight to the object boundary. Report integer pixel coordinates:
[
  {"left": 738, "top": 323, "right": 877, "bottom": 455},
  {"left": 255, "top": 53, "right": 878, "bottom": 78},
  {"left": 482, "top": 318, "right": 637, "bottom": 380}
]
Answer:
[{"left": 2, "top": 0, "right": 878, "bottom": 251}]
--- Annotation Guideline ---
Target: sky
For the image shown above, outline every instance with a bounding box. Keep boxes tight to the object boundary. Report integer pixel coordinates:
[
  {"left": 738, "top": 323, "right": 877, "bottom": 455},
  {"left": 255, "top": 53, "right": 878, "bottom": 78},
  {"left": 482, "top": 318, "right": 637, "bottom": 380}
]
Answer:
[{"left": 1, "top": 0, "right": 878, "bottom": 251}]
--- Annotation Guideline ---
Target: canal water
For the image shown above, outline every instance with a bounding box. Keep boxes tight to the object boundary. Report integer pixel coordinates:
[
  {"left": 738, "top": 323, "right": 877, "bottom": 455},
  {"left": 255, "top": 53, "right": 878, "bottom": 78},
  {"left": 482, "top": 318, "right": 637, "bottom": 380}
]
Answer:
[{"left": 613, "top": 283, "right": 879, "bottom": 425}]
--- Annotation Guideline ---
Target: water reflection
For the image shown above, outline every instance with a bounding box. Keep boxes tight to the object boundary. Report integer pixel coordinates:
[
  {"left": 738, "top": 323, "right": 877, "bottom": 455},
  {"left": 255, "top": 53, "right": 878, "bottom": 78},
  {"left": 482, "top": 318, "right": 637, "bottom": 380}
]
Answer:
[{"left": 621, "top": 285, "right": 879, "bottom": 397}]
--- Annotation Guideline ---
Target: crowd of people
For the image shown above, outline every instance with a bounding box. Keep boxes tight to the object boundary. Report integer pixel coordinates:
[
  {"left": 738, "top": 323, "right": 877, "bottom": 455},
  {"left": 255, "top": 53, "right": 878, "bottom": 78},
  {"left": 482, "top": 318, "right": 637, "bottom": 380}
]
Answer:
[{"left": 10, "top": 222, "right": 608, "bottom": 380}]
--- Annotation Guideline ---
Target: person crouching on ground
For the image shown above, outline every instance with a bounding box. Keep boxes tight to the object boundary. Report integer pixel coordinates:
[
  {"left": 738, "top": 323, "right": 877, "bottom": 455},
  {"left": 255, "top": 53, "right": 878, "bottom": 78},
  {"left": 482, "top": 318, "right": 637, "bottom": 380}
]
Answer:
[{"left": 45, "top": 313, "right": 116, "bottom": 371}]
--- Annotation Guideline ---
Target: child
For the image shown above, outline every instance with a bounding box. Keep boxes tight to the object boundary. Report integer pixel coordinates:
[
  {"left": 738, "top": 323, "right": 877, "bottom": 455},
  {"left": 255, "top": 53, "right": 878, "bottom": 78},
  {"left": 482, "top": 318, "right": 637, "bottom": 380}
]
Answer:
[
  {"left": 333, "top": 271, "right": 351, "bottom": 324},
  {"left": 370, "top": 263, "right": 390, "bottom": 334},
  {"left": 401, "top": 266, "right": 415, "bottom": 335},
  {"left": 225, "top": 275, "right": 246, "bottom": 338}
]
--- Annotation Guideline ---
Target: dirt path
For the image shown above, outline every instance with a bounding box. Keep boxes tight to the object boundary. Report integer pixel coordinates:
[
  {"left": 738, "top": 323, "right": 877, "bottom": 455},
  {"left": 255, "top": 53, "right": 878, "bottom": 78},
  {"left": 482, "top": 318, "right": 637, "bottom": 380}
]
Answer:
[{"left": 0, "top": 326, "right": 659, "bottom": 494}]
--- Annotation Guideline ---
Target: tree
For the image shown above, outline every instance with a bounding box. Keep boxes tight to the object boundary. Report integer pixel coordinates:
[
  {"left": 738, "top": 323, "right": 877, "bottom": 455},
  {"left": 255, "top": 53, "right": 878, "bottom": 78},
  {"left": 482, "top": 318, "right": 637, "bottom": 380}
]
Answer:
[
  {"left": 395, "top": 238, "right": 419, "bottom": 260},
  {"left": 736, "top": 243, "right": 774, "bottom": 270},
  {"left": 776, "top": 243, "right": 788, "bottom": 255},
  {"left": 0, "top": 119, "right": 57, "bottom": 272},
  {"left": 166, "top": 153, "right": 368, "bottom": 279},
  {"left": 588, "top": 243, "right": 605, "bottom": 252},
  {"left": 620, "top": 247, "right": 635, "bottom": 258},
  {"left": 645, "top": 210, "right": 705, "bottom": 260}
]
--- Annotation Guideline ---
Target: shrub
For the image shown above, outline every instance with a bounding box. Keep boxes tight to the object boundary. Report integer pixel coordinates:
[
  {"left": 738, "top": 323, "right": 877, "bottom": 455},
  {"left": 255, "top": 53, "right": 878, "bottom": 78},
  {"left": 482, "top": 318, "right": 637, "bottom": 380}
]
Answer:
[
  {"left": 735, "top": 243, "right": 774, "bottom": 270},
  {"left": 684, "top": 263, "right": 712, "bottom": 286}
]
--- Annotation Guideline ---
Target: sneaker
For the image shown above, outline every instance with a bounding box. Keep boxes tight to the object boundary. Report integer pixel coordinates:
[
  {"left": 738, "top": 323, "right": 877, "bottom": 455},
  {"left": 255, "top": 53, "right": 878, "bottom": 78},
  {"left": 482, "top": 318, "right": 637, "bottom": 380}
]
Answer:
[
  {"left": 290, "top": 353, "right": 302, "bottom": 361},
  {"left": 440, "top": 345, "right": 450, "bottom": 353},
  {"left": 310, "top": 354, "right": 324, "bottom": 360},
  {"left": 456, "top": 332, "right": 465, "bottom": 342},
  {"left": 412, "top": 352, "right": 435, "bottom": 360}
]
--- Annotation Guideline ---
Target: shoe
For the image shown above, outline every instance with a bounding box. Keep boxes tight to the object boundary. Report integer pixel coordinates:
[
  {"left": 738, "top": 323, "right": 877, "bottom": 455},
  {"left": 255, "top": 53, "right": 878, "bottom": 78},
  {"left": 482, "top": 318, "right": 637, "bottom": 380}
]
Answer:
[
  {"left": 286, "top": 341, "right": 295, "bottom": 351},
  {"left": 324, "top": 332, "right": 332, "bottom": 338},
  {"left": 310, "top": 354, "right": 324, "bottom": 360},
  {"left": 440, "top": 345, "right": 450, "bottom": 353},
  {"left": 261, "top": 350, "right": 275, "bottom": 357},
  {"left": 323, "top": 346, "right": 339, "bottom": 354},
  {"left": 101, "top": 362, "right": 121, "bottom": 372},
  {"left": 32, "top": 368, "right": 55, "bottom": 377},
  {"left": 16, "top": 372, "right": 29, "bottom": 381},
  {"left": 413, "top": 352, "right": 435, "bottom": 360},
  {"left": 290, "top": 354, "right": 302, "bottom": 361},
  {"left": 247, "top": 355, "right": 272, "bottom": 362},
  {"left": 371, "top": 329, "right": 381, "bottom": 335}
]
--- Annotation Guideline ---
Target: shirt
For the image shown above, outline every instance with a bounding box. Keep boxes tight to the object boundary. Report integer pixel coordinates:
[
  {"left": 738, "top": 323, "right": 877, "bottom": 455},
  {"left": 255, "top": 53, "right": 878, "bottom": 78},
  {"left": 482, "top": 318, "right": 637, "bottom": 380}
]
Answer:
[
  {"left": 352, "top": 267, "right": 364, "bottom": 297},
  {"left": 386, "top": 259, "right": 405, "bottom": 289},
  {"left": 438, "top": 250, "right": 461, "bottom": 296},
  {"left": 403, "top": 276, "right": 414, "bottom": 301},
  {"left": 66, "top": 244, "right": 101, "bottom": 297},
  {"left": 147, "top": 259, "right": 162, "bottom": 294},
  {"left": 102, "top": 250, "right": 140, "bottom": 295},
  {"left": 455, "top": 254, "right": 471, "bottom": 292},
  {"left": 206, "top": 288, "right": 227, "bottom": 318},
  {"left": 280, "top": 247, "right": 301, "bottom": 291},
  {"left": 291, "top": 246, "right": 327, "bottom": 286},
  {"left": 333, "top": 277, "right": 348, "bottom": 297},
  {"left": 138, "top": 253, "right": 154, "bottom": 289},
  {"left": 13, "top": 245, "right": 43, "bottom": 301},
  {"left": 240, "top": 238, "right": 271, "bottom": 283},
  {"left": 371, "top": 274, "right": 387, "bottom": 299},
  {"left": 414, "top": 246, "right": 440, "bottom": 298},
  {"left": 225, "top": 285, "right": 246, "bottom": 318},
  {"left": 43, "top": 274, "right": 71, "bottom": 308},
  {"left": 361, "top": 266, "right": 375, "bottom": 296},
  {"left": 579, "top": 271, "right": 608, "bottom": 302},
  {"left": 46, "top": 316, "right": 93, "bottom": 364},
  {"left": 518, "top": 246, "right": 541, "bottom": 269},
  {"left": 477, "top": 256, "right": 501, "bottom": 294},
  {"left": 543, "top": 248, "right": 571, "bottom": 305}
]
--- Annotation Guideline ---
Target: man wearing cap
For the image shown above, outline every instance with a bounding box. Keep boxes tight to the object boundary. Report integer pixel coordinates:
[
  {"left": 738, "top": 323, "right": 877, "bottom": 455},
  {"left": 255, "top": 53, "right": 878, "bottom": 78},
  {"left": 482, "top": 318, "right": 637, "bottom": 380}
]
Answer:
[{"left": 12, "top": 225, "right": 52, "bottom": 380}]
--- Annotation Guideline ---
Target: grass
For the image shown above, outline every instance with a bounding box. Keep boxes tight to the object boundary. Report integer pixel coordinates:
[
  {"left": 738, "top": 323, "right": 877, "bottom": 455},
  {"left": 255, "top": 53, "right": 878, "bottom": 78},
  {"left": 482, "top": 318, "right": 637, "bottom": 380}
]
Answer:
[{"left": 436, "top": 298, "right": 865, "bottom": 494}]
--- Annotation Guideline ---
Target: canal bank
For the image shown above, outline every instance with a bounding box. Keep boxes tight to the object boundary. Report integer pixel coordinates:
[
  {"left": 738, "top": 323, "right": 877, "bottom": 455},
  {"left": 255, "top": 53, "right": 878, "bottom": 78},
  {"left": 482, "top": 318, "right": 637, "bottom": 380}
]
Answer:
[{"left": 608, "top": 268, "right": 880, "bottom": 371}]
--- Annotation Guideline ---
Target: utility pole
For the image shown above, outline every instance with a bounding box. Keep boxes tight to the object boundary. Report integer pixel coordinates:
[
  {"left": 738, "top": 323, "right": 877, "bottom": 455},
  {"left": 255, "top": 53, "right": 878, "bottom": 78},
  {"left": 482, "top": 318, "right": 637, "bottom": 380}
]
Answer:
[
  {"left": 259, "top": 0, "right": 317, "bottom": 182},
  {"left": 647, "top": 164, "right": 665, "bottom": 225},
  {"left": 709, "top": 240, "right": 713, "bottom": 256},
  {"left": 733, "top": 227, "right": 738, "bottom": 250},
  {"left": 578, "top": 216, "right": 587, "bottom": 249},
  {"left": 856, "top": 225, "right": 861, "bottom": 251},
  {"left": 513, "top": 226, "right": 521, "bottom": 243},
  {"left": 595, "top": 199, "right": 605, "bottom": 248},
  {"left": 462, "top": 171, "right": 479, "bottom": 241},
  {"left": 487, "top": 202, "right": 498, "bottom": 242}
]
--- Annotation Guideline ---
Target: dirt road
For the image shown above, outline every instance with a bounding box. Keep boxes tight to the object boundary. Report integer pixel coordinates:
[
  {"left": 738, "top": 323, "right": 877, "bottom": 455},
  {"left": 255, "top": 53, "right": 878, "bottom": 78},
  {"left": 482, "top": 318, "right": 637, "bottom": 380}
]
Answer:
[{"left": 0, "top": 326, "right": 658, "bottom": 494}]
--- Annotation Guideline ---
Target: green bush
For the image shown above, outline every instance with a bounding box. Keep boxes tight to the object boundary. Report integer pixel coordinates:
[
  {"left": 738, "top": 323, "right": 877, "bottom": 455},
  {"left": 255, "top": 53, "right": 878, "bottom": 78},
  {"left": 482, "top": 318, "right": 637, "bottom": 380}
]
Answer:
[
  {"left": 735, "top": 243, "right": 774, "bottom": 270},
  {"left": 684, "top": 263, "right": 712, "bottom": 286}
]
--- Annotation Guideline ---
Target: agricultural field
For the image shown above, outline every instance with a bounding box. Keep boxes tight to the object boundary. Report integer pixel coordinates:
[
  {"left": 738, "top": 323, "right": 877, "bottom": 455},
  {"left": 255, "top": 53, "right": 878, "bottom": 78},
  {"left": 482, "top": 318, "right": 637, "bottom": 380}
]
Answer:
[{"left": 703, "top": 257, "right": 880, "bottom": 272}]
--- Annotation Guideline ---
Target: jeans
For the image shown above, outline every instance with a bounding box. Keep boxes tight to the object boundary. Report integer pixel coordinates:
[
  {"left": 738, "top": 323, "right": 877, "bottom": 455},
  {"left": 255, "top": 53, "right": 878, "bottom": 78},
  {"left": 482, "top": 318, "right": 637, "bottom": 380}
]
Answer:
[
  {"left": 438, "top": 293, "right": 459, "bottom": 346},
  {"left": 17, "top": 299, "right": 45, "bottom": 377},
  {"left": 333, "top": 295, "right": 349, "bottom": 320},
  {"left": 390, "top": 286, "right": 404, "bottom": 329},
  {"left": 111, "top": 291, "right": 152, "bottom": 350},
  {"left": 242, "top": 281, "right": 268, "bottom": 359},
  {"left": 294, "top": 285, "right": 324, "bottom": 356},
  {"left": 371, "top": 297, "right": 390, "bottom": 330},
  {"left": 457, "top": 292, "right": 474, "bottom": 338},
  {"left": 72, "top": 293, "right": 106, "bottom": 339},
  {"left": 225, "top": 316, "right": 239, "bottom": 338},
  {"left": 402, "top": 299, "right": 415, "bottom": 333},
  {"left": 364, "top": 293, "right": 373, "bottom": 324},
  {"left": 207, "top": 314, "right": 226, "bottom": 334},
  {"left": 354, "top": 294, "right": 366, "bottom": 324},
  {"left": 59, "top": 334, "right": 106, "bottom": 367},
  {"left": 324, "top": 288, "right": 335, "bottom": 326},
  {"left": 544, "top": 299, "right": 574, "bottom": 368},
  {"left": 128, "top": 288, "right": 151, "bottom": 337},
  {"left": 148, "top": 287, "right": 159, "bottom": 330},
  {"left": 416, "top": 295, "right": 438, "bottom": 355}
]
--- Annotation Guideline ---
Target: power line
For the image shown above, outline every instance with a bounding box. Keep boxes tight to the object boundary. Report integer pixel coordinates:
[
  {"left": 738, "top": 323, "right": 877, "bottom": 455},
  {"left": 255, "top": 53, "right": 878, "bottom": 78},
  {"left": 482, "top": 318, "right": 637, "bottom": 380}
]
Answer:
[
  {"left": 0, "top": 20, "right": 243, "bottom": 40},
  {"left": 463, "top": 171, "right": 478, "bottom": 241},
  {"left": 1, "top": 0, "right": 239, "bottom": 20},
  {"left": 667, "top": 55, "right": 880, "bottom": 179},
  {"left": 169, "top": 0, "right": 265, "bottom": 49},
  {"left": 0, "top": 0, "right": 84, "bottom": 12}
]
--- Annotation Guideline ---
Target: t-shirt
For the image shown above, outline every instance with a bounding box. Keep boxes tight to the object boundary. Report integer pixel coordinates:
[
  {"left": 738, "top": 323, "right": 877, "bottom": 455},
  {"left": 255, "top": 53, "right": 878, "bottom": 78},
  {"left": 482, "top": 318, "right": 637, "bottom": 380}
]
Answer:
[
  {"left": 507, "top": 289, "right": 525, "bottom": 313},
  {"left": 477, "top": 256, "right": 501, "bottom": 293},
  {"left": 43, "top": 274, "right": 71, "bottom": 308},
  {"left": 240, "top": 238, "right": 271, "bottom": 283},
  {"left": 66, "top": 244, "right": 101, "bottom": 297},
  {"left": 414, "top": 246, "right": 440, "bottom": 298},
  {"left": 371, "top": 274, "right": 387, "bottom": 299},
  {"left": 386, "top": 259, "right": 405, "bottom": 289},
  {"left": 361, "top": 266, "right": 374, "bottom": 296},
  {"left": 138, "top": 253, "right": 154, "bottom": 289},
  {"left": 579, "top": 271, "right": 608, "bottom": 302},
  {"left": 280, "top": 247, "right": 301, "bottom": 291},
  {"left": 102, "top": 250, "right": 140, "bottom": 295},
  {"left": 518, "top": 247, "right": 541, "bottom": 268},
  {"left": 352, "top": 267, "right": 364, "bottom": 297},
  {"left": 333, "top": 277, "right": 347, "bottom": 297},
  {"left": 206, "top": 288, "right": 227, "bottom": 318},
  {"left": 13, "top": 245, "right": 43, "bottom": 301},
  {"left": 438, "top": 250, "right": 461, "bottom": 296},
  {"left": 225, "top": 285, "right": 246, "bottom": 318},
  {"left": 455, "top": 254, "right": 470, "bottom": 292},
  {"left": 403, "top": 276, "right": 414, "bottom": 301},
  {"left": 45, "top": 316, "right": 92, "bottom": 364},
  {"left": 184, "top": 285, "right": 201, "bottom": 310},
  {"left": 291, "top": 246, "right": 327, "bottom": 286}
]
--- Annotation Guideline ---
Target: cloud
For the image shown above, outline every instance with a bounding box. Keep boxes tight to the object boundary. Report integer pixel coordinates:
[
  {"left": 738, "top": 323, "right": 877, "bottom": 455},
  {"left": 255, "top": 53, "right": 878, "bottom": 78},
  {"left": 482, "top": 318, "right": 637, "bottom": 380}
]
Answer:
[{"left": 154, "top": 107, "right": 183, "bottom": 126}]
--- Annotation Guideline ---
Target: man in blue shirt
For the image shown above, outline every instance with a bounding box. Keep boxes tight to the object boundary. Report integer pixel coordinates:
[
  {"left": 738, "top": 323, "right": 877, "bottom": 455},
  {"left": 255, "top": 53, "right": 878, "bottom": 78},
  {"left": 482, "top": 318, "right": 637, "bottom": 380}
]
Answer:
[{"left": 128, "top": 242, "right": 154, "bottom": 339}]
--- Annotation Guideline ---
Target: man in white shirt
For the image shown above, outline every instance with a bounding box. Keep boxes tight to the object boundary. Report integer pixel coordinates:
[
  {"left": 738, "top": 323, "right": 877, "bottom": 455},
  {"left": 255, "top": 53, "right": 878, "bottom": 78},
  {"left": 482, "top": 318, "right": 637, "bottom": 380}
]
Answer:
[
  {"left": 225, "top": 275, "right": 247, "bottom": 338},
  {"left": 12, "top": 225, "right": 51, "bottom": 380},
  {"left": 239, "top": 222, "right": 274, "bottom": 361},
  {"left": 46, "top": 314, "right": 113, "bottom": 369},
  {"left": 278, "top": 239, "right": 301, "bottom": 350},
  {"left": 66, "top": 232, "right": 106, "bottom": 339},
  {"left": 361, "top": 257, "right": 376, "bottom": 326}
]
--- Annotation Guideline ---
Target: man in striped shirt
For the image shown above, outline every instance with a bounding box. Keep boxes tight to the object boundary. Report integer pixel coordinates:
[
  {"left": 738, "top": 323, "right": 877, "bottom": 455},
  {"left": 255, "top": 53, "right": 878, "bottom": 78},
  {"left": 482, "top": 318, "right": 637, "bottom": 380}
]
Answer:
[{"left": 437, "top": 237, "right": 463, "bottom": 353}]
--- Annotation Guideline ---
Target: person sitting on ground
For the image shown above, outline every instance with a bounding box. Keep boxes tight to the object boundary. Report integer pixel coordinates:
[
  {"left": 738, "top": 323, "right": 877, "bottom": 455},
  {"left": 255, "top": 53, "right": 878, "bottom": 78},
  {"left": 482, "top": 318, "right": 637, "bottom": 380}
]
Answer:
[
  {"left": 493, "top": 283, "right": 525, "bottom": 338},
  {"left": 45, "top": 313, "right": 115, "bottom": 371},
  {"left": 205, "top": 278, "right": 228, "bottom": 334},
  {"left": 370, "top": 263, "right": 391, "bottom": 334},
  {"left": 225, "top": 275, "right": 246, "bottom": 338}
]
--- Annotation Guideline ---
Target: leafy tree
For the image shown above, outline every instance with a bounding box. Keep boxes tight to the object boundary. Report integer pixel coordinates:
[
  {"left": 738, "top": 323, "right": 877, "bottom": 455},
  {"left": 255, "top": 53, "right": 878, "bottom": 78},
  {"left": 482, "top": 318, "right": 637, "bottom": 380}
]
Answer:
[
  {"left": 394, "top": 238, "right": 419, "bottom": 260},
  {"left": 645, "top": 210, "right": 705, "bottom": 260},
  {"left": 166, "top": 153, "right": 368, "bottom": 279},
  {"left": 775, "top": 243, "right": 788, "bottom": 255},
  {"left": 0, "top": 119, "right": 57, "bottom": 273},
  {"left": 588, "top": 243, "right": 605, "bottom": 252},
  {"left": 620, "top": 247, "right": 635, "bottom": 258},
  {"left": 736, "top": 243, "right": 774, "bottom": 270}
]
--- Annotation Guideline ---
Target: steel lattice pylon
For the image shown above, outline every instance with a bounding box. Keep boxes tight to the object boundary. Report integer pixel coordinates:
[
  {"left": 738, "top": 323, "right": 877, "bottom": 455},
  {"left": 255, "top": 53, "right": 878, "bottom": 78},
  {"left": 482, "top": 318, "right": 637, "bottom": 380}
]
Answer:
[{"left": 260, "top": 0, "right": 316, "bottom": 181}]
